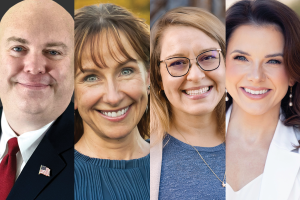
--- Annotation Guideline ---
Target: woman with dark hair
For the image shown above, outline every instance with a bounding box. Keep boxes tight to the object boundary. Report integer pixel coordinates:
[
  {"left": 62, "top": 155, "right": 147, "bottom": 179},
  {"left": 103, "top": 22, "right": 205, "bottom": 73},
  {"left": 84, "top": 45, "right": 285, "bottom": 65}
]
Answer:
[
  {"left": 150, "top": 7, "right": 226, "bottom": 200},
  {"left": 226, "top": 0, "right": 300, "bottom": 199},
  {"left": 74, "top": 4, "right": 150, "bottom": 199}
]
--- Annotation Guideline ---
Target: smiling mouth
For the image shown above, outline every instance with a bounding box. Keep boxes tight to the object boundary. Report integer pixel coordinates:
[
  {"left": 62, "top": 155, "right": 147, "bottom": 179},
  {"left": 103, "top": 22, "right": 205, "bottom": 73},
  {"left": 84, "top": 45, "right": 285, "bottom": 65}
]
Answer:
[
  {"left": 18, "top": 82, "right": 49, "bottom": 90},
  {"left": 99, "top": 106, "right": 130, "bottom": 118},
  {"left": 242, "top": 87, "right": 270, "bottom": 95},
  {"left": 184, "top": 86, "right": 212, "bottom": 95}
]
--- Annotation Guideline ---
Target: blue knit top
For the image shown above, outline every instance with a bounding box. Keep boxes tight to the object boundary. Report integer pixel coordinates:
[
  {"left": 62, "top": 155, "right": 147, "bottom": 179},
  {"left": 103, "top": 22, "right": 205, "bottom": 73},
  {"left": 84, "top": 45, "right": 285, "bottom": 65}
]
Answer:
[
  {"left": 74, "top": 150, "right": 150, "bottom": 200},
  {"left": 159, "top": 134, "right": 225, "bottom": 200}
]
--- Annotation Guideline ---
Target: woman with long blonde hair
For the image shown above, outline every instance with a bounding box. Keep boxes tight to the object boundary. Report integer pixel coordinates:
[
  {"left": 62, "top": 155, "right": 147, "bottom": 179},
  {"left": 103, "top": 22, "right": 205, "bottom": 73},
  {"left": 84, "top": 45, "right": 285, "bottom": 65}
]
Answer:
[{"left": 150, "top": 7, "right": 226, "bottom": 199}]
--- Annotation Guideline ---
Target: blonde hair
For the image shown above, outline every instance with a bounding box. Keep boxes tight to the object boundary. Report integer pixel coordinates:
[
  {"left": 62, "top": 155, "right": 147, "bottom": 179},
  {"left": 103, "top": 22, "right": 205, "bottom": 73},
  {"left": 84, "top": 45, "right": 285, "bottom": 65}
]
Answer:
[{"left": 150, "top": 7, "right": 226, "bottom": 145}]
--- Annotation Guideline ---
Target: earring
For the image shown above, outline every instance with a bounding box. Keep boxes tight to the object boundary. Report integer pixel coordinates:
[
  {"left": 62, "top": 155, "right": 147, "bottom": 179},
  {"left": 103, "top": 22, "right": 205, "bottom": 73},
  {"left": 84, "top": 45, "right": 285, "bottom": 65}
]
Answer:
[
  {"left": 289, "top": 86, "right": 293, "bottom": 107},
  {"left": 225, "top": 89, "right": 229, "bottom": 101},
  {"left": 148, "top": 85, "right": 150, "bottom": 90}
]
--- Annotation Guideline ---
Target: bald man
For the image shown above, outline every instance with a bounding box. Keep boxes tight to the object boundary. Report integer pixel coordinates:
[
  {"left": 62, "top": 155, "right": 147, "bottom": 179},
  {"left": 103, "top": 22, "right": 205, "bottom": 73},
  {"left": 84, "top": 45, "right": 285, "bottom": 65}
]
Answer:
[{"left": 0, "top": 0, "right": 74, "bottom": 199}]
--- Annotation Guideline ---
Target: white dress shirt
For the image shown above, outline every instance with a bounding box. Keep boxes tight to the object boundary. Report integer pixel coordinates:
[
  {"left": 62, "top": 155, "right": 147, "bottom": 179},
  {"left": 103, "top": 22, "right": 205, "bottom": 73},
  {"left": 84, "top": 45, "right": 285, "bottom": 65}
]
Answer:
[{"left": 0, "top": 111, "right": 54, "bottom": 179}]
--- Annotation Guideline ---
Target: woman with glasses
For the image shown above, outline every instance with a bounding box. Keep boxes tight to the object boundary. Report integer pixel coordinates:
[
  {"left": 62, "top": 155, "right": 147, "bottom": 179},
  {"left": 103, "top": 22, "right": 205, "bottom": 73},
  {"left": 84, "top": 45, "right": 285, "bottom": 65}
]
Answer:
[
  {"left": 226, "top": 1, "right": 300, "bottom": 200},
  {"left": 74, "top": 4, "right": 150, "bottom": 199},
  {"left": 150, "top": 7, "right": 226, "bottom": 199}
]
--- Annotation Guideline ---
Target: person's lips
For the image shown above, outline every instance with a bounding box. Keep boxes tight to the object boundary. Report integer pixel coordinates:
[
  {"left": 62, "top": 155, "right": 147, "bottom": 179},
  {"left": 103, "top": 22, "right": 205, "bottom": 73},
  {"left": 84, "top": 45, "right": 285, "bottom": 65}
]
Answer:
[
  {"left": 240, "top": 86, "right": 271, "bottom": 100},
  {"left": 97, "top": 105, "right": 132, "bottom": 122},
  {"left": 18, "top": 82, "right": 49, "bottom": 90},
  {"left": 182, "top": 86, "right": 213, "bottom": 100}
]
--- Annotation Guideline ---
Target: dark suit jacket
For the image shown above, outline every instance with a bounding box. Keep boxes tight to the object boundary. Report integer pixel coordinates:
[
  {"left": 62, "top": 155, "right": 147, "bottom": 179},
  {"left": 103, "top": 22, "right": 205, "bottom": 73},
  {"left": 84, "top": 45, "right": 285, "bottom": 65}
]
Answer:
[{"left": 1, "top": 103, "right": 74, "bottom": 200}]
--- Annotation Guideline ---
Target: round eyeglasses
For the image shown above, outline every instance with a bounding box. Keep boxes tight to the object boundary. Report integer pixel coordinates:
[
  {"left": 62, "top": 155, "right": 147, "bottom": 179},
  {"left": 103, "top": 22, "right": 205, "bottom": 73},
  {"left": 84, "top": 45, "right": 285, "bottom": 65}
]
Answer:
[{"left": 159, "top": 49, "right": 222, "bottom": 77}]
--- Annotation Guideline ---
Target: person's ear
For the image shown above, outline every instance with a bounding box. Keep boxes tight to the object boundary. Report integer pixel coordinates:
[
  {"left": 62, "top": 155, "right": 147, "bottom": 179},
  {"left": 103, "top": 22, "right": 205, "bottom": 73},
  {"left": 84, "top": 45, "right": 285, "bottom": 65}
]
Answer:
[
  {"left": 74, "top": 97, "right": 78, "bottom": 110},
  {"left": 146, "top": 69, "right": 150, "bottom": 87},
  {"left": 159, "top": 81, "right": 164, "bottom": 91},
  {"left": 289, "top": 78, "right": 296, "bottom": 87}
]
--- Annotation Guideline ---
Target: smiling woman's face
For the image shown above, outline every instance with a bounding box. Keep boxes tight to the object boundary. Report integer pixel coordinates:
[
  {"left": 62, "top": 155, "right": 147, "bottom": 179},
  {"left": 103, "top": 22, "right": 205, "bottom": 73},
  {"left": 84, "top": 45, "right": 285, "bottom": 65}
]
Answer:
[
  {"left": 226, "top": 24, "right": 293, "bottom": 115},
  {"left": 159, "top": 25, "right": 225, "bottom": 117},
  {"left": 75, "top": 33, "right": 149, "bottom": 139}
]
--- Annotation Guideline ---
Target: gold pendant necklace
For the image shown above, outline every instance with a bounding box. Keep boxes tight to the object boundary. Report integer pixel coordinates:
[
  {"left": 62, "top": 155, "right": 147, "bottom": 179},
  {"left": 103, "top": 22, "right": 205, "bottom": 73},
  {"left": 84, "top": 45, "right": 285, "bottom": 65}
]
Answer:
[{"left": 175, "top": 126, "right": 226, "bottom": 187}]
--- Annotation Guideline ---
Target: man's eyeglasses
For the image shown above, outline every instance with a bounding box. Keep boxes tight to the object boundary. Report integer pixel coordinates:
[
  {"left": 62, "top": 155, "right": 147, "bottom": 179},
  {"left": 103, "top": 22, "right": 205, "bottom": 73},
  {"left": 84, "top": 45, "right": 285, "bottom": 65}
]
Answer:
[{"left": 159, "top": 49, "right": 222, "bottom": 77}]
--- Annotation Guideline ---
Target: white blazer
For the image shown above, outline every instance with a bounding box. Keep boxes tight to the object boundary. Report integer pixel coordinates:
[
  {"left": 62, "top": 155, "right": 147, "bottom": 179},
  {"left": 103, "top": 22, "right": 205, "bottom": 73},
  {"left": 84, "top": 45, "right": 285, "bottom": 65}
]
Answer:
[{"left": 226, "top": 106, "right": 300, "bottom": 200}]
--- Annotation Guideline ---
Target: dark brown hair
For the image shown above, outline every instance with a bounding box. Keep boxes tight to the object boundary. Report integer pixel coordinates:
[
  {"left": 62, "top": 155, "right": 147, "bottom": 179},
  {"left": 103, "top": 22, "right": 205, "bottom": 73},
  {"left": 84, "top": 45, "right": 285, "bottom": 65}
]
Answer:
[
  {"left": 226, "top": 0, "right": 300, "bottom": 147},
  {"left": 74, "top": 4, "right": 150, "bottom": 143},
  {"left": 150, "top": 7, "right": 226, "bottom": 144}
]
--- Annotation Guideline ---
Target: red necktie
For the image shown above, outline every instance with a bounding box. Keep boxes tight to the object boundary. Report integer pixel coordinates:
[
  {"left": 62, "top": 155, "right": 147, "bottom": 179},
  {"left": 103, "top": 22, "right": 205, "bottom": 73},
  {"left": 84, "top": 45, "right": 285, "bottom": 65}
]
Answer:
[{"left": 0, "top": 137, "right": 19, "bottom": 200}]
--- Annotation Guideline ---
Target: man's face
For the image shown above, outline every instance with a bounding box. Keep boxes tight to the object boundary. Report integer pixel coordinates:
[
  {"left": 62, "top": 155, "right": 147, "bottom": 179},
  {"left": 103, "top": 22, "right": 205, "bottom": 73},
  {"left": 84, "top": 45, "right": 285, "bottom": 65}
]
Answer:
[{"left": 0, "top": 3, "right": 74, "bottom": 118}]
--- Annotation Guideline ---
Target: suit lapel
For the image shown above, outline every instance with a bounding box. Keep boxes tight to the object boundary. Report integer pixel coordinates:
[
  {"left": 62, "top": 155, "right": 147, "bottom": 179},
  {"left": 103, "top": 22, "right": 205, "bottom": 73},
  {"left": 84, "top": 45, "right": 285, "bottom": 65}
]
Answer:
[
  {"left": 6, "top": 103, "right": 74, "bottom": 200},
  {"left": 259, "top": 119, "right": 300, "bottom": 200},
  {"left": 7, "top": 137, "right": 66, "bottom": 200}
]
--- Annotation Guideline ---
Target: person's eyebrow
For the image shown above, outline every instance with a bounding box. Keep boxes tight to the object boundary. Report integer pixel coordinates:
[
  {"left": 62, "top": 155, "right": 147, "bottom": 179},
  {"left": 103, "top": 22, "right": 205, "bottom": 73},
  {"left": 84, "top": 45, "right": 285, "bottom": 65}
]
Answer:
[
  {"left": 163, "top": 53, "right": 185, "bottom": 60},
  {"left": 45, "top": 42, "right": 68, "bottom": 50},
  {"left": 76, "top": 68, "right": 99, "bottom": 78},
  {"left": 6, "top": 36, "right": 29, "bottom": 45},
  {"left": 265, "top": 53, "right": 283, "bottom": 58},
  {"left": 163, "top": 47, "right": 219, "bottom": 60},
  {"left": 75, "top": 59, "right": 138, "bottom": 78},
  {"left": 117, "top": 59, "right": 137, "bottom": 67},
  {"left": 230, "top": 50, "right": 250, "bottom": 56}
]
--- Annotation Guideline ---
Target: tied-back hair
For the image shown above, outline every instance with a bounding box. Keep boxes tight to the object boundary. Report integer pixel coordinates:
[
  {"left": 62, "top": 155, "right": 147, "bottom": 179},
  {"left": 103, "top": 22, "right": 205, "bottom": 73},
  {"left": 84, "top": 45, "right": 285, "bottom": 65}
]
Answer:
[
  {"left": 150, "top": 7, "right": 226, "bottom": 145},
  {"left": 226, "top": 0, "right": 300, "bottom": 147},
  {"left": 74, "top": 3, "right": 150, "bottom": 143}
]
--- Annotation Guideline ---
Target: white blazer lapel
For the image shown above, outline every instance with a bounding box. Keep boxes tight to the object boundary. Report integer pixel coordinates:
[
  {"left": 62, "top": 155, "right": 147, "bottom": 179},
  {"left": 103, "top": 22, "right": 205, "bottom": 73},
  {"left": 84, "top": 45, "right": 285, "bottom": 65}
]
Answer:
[{"left": 259, "top": 119, "right": 300, "bottom": 200}]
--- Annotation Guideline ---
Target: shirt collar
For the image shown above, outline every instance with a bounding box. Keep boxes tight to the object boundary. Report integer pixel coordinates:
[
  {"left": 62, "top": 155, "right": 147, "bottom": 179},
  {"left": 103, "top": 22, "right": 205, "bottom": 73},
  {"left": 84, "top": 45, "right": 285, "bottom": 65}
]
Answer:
[{"left": 0, "top": 111, "right": 54, "bottom": 163}]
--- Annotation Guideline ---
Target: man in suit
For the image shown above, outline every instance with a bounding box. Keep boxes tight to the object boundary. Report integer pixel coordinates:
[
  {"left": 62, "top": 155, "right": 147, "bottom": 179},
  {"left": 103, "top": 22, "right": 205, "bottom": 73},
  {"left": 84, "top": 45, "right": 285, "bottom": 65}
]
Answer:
[{"left": 0, "top": 0, "right": 74, "bottom": 199}]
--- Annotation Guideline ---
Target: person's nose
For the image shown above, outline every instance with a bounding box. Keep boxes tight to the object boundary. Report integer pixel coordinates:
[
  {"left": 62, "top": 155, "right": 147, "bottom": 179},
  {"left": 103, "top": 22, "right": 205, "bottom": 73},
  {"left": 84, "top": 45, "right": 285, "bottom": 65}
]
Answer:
[
  {"left": 247, "top": 61, "right": 266, "bottom": 83},
  {"left": 186, "top": 60, "right": 205, "bottom": 82},
  {"left": 23, "top": 52, "right": 46, "bottom": 74},
  {"left": 102, "top": 80, "right": 124, "bottom": 107}
]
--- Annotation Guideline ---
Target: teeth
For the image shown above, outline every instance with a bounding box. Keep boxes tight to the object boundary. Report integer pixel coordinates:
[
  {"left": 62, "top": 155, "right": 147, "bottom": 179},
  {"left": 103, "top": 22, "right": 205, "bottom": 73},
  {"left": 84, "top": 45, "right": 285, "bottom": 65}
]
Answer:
[
  {"left": 185, "top": 87, "right": 210, "bottom": 95},
  {"left": 244, "top": 88, "right": 268, "bottom": 95},
  {"left": 100, "top": 107, "right": 129, "bottom": 118}
]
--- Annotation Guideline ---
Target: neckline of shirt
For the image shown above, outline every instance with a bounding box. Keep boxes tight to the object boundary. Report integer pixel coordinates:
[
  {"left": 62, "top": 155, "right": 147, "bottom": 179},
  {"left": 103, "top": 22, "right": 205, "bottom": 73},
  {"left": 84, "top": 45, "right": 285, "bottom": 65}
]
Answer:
[
  {"left": 0, "top": 111, "right": 54, "bottom": 163},
  {"left": 74, "top": 149, "right": 150, "bottom": 169},
  {"left": 227, "top": 173, "right": 263, "bottom": 194},
  {"left": 164, "top": 133, "right": 225, "bottom": 152}
]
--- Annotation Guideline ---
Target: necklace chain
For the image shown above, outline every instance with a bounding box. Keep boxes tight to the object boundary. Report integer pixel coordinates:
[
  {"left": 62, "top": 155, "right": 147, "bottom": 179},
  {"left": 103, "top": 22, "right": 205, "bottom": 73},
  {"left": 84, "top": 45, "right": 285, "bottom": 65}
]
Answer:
[{"left": 174, "top": 126, "right": 226, "bottom": 187}]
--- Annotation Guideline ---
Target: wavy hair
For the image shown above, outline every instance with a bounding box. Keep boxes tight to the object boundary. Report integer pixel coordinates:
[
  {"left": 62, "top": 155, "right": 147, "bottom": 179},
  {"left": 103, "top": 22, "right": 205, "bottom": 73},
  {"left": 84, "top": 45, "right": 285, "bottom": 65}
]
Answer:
[{"left": 226, "top": 0, "right": 300, "bottom": 147}]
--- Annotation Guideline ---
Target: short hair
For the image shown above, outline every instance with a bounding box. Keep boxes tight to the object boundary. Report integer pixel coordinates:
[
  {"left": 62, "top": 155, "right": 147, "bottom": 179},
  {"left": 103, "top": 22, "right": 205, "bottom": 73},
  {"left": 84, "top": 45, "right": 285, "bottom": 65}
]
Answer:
[
  {"left": 150, "top": 7, "right": 226, "bottom": 144},
  {"left": 226, "top": 0, "right": 300, "bottom": 138},
  {"left": 74, "top": 3, "right": 150, "bottom": 142}
]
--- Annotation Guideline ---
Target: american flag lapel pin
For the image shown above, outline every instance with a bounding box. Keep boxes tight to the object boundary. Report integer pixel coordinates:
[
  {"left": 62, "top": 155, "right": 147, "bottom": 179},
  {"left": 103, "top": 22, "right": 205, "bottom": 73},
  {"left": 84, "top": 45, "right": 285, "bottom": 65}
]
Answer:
[{"left": 39, "top": 165, "right": 50, "bottom": 177}]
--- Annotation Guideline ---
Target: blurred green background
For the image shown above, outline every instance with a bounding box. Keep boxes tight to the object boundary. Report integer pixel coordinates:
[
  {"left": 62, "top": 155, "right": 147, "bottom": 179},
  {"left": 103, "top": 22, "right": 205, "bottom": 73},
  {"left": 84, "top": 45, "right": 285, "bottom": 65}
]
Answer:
[{"left": 75, "top": 0, "right": 150, "bottom": 24}]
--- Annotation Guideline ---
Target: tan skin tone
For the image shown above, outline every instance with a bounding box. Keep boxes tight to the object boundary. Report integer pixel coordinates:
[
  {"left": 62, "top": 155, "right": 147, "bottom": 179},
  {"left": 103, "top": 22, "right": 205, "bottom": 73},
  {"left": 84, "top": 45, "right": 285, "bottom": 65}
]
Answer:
[
  {"left": 0, "top": 0, "right": 74, "bottom": 135},
  {"left": 226, "top": 25, "right": 294, "bottom": 191},
  {"left": 75, "top": 33, "right": 149, "bottom": 160},
  {"left": 159, "top": 26, "right": 225, "bottom": 147}
]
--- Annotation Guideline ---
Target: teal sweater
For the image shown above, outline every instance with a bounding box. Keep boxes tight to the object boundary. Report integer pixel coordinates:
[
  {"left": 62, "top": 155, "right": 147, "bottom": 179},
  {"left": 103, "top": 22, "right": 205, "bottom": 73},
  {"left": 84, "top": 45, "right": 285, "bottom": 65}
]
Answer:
[{"left": 74, "top": 150, "right": 150, "bottom": 200}]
